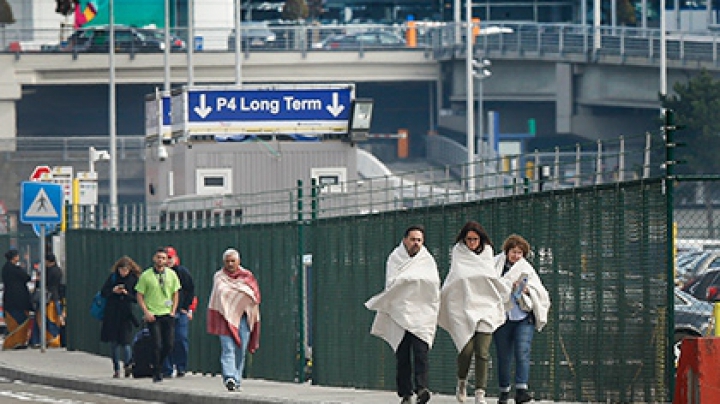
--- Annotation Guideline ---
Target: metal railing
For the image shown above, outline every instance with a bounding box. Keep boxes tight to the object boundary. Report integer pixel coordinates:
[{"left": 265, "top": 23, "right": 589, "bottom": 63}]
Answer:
[
  {"left": 67, "top": 132, "right": 664, "bottom": 230},
  {"left": 0, "top": 136, "right": 145, "bottom": 161},
  {"left": 5, "top": 22, "right": 720, "bottom": 66}
]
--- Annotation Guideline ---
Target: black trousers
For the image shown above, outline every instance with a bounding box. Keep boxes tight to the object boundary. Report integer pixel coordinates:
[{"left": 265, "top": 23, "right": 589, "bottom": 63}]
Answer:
[
  {"left": 395, "top": 331, "right": 429, "bottom": 397},
  {"left": 147, "top": 314, "right": 175, "bottom": 376}
]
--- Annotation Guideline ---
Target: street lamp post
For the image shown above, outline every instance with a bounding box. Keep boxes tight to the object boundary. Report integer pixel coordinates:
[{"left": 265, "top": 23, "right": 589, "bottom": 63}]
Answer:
[
  {"left": 465, "top": 0, "right": 475, "bottom": 193},
  {"left": 473, "top": 60, "right": 491, "bottom": 194},
  {"left": 109, "top": 0, "right": 118, "bottom": 228}
]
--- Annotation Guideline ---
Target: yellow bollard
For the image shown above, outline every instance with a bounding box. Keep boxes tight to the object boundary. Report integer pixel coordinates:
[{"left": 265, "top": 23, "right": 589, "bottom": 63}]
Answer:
[
  {"left": 714, "top": 302, "right": 720, "bottom": 336},
  {"left": 525, "top": 160, "right": 535, "bottom": 180},
  {"left": 72, "top": 178, "right": 80, "bottom": 229}
]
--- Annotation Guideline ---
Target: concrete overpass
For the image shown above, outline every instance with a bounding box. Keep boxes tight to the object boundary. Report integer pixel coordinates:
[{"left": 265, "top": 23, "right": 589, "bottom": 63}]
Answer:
[{"left": 3, "top": 23, "right": 720, "bottom": 148}]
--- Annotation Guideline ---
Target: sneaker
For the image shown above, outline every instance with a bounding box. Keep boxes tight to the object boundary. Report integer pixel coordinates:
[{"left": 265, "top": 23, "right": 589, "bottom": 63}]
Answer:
[
  {"left": 498, "top": 391, "right": 510, "bottom": 404},
  {"left": 152, "top": 374, "right": 163, "bottom": 383},
  {"left": 456, "top": 379, "right": 467, "bottom": 402},
  {"left": 474, "top": 389, "right": 486, "bottom": 404},
  {"left": 400, "top": 396, "right": 412, "bottom": 404},
  {"left": 176, "top": 371, "right": 186, "bottom": 377},
  {"left": 225, "top": 378, "right": 237, "bottom": 391},
  {"left": 124, "top": 365, "right": 132, "bottom": 378},
  {"left": 113, "top": 371, "right": 120, "bottom": 378},
  {"left": 515, "top": 389, "right": 533, "bottom": 403},
  {"left": 417, "top": 388, "right": 431, "bottom": 404}
]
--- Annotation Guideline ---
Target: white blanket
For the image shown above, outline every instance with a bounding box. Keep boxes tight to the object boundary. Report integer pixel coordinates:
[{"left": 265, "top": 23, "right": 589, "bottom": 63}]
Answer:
[
  {"left": 438, "top": 243, "right": 512, "bottom": 351},
  {"left": 365, "top": 243, "right": 440, "bottom": 351},
  {"left": 495, "top": 253, "right": 551, "bottom": 331}
]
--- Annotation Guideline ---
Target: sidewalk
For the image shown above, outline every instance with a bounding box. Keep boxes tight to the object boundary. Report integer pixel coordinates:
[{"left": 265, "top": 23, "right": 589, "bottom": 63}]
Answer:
[{"left": 0, "top": 349, "right": 560, "bottom": 404}]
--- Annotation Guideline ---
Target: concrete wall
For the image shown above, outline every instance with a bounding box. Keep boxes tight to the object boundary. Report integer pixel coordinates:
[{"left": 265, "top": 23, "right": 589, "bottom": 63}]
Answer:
[{"left": 146, "top": 139, "right": 359, "bottom": 205}]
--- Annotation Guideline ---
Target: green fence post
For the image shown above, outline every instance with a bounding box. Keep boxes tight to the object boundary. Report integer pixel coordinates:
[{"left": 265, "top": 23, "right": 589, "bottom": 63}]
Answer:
[
  {"left": 296, "top": 179, "right": 306, "bottom": 382},
  {"left": 664, "top": 108, "right": 676, "bottom": 400},
  {"left": 311, "top": 178, "right": 318, "bottom": 221}
]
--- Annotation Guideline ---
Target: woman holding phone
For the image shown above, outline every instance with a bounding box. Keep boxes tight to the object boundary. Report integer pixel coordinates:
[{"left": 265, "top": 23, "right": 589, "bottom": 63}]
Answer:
[{"left": 100, "top": 256, "right": 142, "bottom": 378}]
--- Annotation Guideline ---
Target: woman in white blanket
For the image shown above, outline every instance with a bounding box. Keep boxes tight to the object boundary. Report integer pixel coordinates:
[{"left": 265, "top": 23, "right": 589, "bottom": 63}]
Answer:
[
  {"left": 438, "top": 221, "right": 511, "bottom": 404},
  {"left": 207, "top": 248, "right": 261, "bottom": 392},
  {"left": 365, "top": 225, "right": 440, "bottom": 404},
  {"left": 492, "top": 235, "right": 550, "bottom": 404}
]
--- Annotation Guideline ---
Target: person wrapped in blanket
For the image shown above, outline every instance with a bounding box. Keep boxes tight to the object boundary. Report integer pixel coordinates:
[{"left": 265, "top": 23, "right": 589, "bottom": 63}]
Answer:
[
  {"left": 493, "top": 234, "right": 551, "bottom": 404},
  {"left": 29, "top": 253, "right": 65, "bottom": 348},
  {"left": 207, "top": 248, "right": 261, "bottom": 392},
  {"left": 2, "top": 249, "right": 34, "bottom": 350},
  {"left": 365, "top": 225, "right": 440, "bottom": 404}
]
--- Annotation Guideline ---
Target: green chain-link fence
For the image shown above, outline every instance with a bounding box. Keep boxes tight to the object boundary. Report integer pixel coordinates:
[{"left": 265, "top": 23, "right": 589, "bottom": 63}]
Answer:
[
  {"left": 61, "top": 177, "right": 673, "bottom": 401},
  {"left": 310, "top": 179, "right": 669, "bottom": 402}
]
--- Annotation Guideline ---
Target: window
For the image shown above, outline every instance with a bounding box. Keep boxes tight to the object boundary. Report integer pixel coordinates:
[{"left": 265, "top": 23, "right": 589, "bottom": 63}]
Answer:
[{"left": 196, "top": 168, "right": 232, "bottom": 195}]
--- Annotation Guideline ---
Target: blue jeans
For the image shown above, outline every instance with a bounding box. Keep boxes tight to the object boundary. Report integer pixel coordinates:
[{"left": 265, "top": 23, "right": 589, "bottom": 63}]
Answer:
[
  {"left": 219, "top": 315, "right": 250, "bottom": 386},
  {"left": 163, "top": 312, "right": 189, "bottom": 375},
  {"left": 111, "top": 341, "right": 132, "bottom": 372},
  {"left": 493, "top": 316, "right": 535, "bottom": 390}
]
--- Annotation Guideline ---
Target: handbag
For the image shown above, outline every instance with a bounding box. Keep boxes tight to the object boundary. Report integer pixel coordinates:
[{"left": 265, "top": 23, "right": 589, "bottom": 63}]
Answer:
[
  {"left": 90, "top": 273, "right": 116, "bottom": 321},
  {"left": 90, "top": 291, "right": 106, "bottom": 320}
]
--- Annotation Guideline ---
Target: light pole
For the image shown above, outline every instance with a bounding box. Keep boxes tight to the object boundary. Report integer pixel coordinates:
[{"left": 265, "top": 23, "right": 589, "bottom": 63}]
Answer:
[
  {"left": 465, "top": 0, "right": 475, "bottom": 193},
  {"left": 660, "top": 0, "right": 667, "bottom": 102},
  {"left": 474, "top": 59, "right": 491, "bottom": 159},
  {"left": 473, "top": 59, "right": 491, "bottom": 195},
  {"left": 109, "top": 0, "right": 118, "bottom": 227}
]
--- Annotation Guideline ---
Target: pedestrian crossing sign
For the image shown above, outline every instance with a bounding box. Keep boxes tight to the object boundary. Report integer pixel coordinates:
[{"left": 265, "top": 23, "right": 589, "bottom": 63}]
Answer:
[{"left": 20, "top": 181, "right": 63, "bottom": 224}]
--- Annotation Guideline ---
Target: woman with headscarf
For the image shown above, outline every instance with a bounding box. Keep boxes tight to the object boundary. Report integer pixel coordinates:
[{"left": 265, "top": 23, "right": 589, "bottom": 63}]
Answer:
[
  {"left": 2, "top": 249, "right": 34, "bottom": 350},
  {"left": 207, "top": 248, "right": 261, "bottom": 392}
]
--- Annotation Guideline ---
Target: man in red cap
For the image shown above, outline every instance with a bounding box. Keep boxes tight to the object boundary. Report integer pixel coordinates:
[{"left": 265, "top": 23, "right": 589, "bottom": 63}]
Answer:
[{"left": 163, "top": 246, "right": 196, "bottom": 378}]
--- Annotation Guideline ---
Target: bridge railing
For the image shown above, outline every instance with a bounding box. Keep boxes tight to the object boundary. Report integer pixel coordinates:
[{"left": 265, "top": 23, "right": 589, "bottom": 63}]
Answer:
[{"left": 4, "top": 21, "right": 720, "bottom": 65}]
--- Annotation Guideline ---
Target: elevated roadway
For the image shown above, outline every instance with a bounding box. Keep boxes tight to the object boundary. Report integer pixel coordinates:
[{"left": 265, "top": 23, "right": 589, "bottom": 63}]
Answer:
[{"left": 3, "top": 22, "right": 720, "bottom": 147}]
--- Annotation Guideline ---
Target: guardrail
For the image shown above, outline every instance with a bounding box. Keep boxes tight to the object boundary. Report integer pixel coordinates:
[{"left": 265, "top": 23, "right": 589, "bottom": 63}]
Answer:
[
  {"left": 4, "top": 22, "right": 720, "bottom": 66},
  {"left": 0, "top": 136, "right": 145, "bottom": 161},
  {"left": 66, "top": 132, "right": 664, "bottom": 230}
]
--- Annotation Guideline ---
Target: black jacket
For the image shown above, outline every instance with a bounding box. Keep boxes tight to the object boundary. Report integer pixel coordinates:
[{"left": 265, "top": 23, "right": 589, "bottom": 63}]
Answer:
[
  {"left": 100, "top": 272, "right": 139, "bottom": 344},
  {"left": 173, "top": 264, "right": 195, "bottom": 312},
  {"left": 36, "top": 264, "right": 63, "bottom": 302},
  {"left": 2, "top": 261, "right": 33, "bottom": 312}
]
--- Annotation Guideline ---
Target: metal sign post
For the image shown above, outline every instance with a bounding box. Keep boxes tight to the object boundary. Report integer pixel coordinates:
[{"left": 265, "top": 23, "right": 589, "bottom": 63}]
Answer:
[{"left": 20, "top": 181, "right": 63, "bottom": 353}]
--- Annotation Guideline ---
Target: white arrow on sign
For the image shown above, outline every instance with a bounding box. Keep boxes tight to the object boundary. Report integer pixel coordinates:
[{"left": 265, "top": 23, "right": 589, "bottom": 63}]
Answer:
[
  {"left": 194, "top": 94, "right": 212, "bottom": 119},
  {"left": 326, "top": 92, "right": 345, "bottom": 117}
]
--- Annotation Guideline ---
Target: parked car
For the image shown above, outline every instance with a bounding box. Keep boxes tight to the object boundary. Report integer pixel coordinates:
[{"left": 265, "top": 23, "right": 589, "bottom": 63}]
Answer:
[
  {"left": 674, "top": 287, "right": 715, "bottom": 366},
  {"left": 312, "top": 30, "right": 406, "bottom": 50},
  {"left": 227, "top": 21, "right": 277, "bottom": 50},
  {"left": 676, "top": 250, "right": 720, "bottom": 286},
  {"left": 58, "top": 25, "right": 186, "bottom": 53},
  {"left": 682, "top": 268, "right": 720, "bottom": 301}
]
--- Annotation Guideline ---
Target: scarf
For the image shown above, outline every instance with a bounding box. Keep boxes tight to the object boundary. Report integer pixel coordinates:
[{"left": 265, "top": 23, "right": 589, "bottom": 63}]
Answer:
[
  {"left": 207, "top": 267, "right": 261, "bottom": 352},
  {"left": 365, "top": 243, "right": 440, "bottom": 351},
  {"left": 495, "top": 253, "right": 551, "bottom": 331},
  {"left": 438, "top": 243, "right": 512, "bottom": 351}
]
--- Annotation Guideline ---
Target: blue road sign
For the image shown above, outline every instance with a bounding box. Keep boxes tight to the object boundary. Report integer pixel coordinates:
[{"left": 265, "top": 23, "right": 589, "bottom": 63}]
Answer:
[
  {"left": 20, "top": 182, "right": 63, "bottom": 224},
  {"left": 33, "top": 223, "right": 58, "bottom": 237},
  {"left": 172, "top": 85, "right": 356, "bottom": 137}
]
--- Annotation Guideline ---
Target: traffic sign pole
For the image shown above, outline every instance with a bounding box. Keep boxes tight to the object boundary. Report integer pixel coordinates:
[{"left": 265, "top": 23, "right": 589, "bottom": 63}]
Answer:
[{"left": 39, "top": 224, "right": 47, "bottom": 352}]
